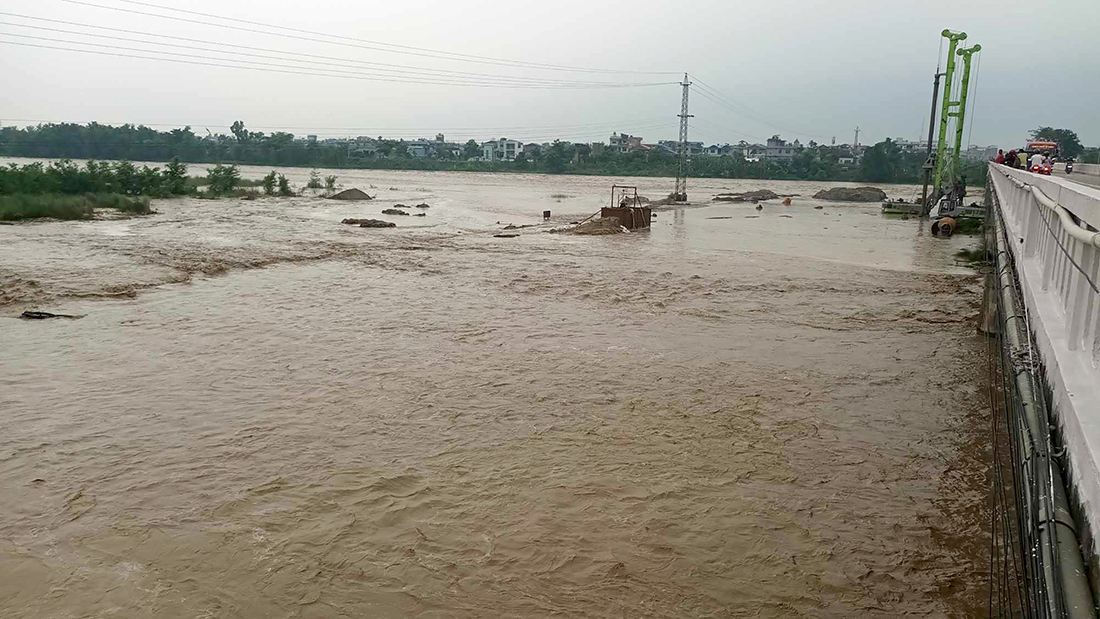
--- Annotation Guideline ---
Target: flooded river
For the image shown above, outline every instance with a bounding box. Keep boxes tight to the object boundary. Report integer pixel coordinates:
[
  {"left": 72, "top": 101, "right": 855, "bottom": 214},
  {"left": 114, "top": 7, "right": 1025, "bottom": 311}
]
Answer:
[{"left": 0, "top": 164, "right": 988, "bottom": 617}]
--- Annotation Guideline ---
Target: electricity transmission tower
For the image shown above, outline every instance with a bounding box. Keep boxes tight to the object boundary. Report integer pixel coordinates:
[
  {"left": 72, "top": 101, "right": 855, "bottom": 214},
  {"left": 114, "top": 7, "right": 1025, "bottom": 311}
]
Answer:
[{"left": 674, "top": 73, "right": 692, "bottom": 202}]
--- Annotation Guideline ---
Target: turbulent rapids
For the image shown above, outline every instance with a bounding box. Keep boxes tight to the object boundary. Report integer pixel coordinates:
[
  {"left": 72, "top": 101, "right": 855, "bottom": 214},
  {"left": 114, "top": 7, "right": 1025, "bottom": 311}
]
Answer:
[{"left": 0, "top": 164, "right": 988, "bottom": 617}]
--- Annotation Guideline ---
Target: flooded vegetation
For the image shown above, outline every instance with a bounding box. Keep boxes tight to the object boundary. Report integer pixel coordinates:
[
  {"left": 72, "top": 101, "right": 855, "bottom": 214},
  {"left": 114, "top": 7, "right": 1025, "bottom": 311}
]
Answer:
[{"left": 0, "top": 164, "right": 988, "bottom": 617}]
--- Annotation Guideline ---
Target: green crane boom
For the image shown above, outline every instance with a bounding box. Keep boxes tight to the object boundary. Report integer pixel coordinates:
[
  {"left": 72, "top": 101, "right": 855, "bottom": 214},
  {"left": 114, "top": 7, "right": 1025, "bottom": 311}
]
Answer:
[{"left": 932, "top": 29, "right": 967, "bottom": 191}]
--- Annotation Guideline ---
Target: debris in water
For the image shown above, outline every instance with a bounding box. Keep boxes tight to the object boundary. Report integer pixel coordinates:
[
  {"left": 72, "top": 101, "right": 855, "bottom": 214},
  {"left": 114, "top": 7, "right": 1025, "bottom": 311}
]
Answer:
[
  {"left": 713, "top": 189, "right": 779, "bottom": 203},
  {"left": 812, "top": 187, "right": 887, "bottom": 202},
  {"left": 20, "top": 310, "right": 82, "bottom": 320},
  {"left": 755, "top": 205, "right": 763, "bottom": 211},
  {"left": 494, "top": 233, "right": 520, "bottom": 238},
  {"left": 358, "top": 220, "right": 396, "bottom": 228},
  {"left": 706, "top": 216, "right": 734, "bottom": 220},
  {"left": 552, "top": 217, "right": 626, "bottom": 236},
  {"left": 779, "top": 215, "right": 793, "bottom": 218},
  {"left": 414, "top": 203, "right": 431, "bottom": 209},
  {"left": 328, "top": 188, "right": 374, "bottom": 201},
  {"left": 814, "top": 205, "right": 824, "bottom": 210},
  {"left": 382, "top": 208, "right": 410, "bottom": 216}
]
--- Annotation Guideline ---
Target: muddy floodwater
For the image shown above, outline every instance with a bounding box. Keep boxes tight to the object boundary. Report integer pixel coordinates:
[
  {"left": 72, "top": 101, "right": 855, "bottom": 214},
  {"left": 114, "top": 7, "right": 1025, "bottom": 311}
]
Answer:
[{"left": 0, "top": 164, "right": 988, "bottom": 617}]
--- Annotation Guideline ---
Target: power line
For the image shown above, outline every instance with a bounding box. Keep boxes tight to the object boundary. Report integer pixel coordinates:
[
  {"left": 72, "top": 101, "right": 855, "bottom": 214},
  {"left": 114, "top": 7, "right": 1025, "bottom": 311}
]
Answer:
[
  {"left": 690, "top": 117, "right": 768, "bottom": 143},
  {"left": 0, "top": 14, "right": 648, "bottom": 86},
  {"left": 0, "top": 39, "right": 677, "bottom": 90},
  {"left": 0, "top": 117, "right": 671, "bottom": 134},
  {"left": 689, "top": 75, "right": 832, "bottom": 141},
  {"left": 61, "top": 0, "right": 678, "bottom": 76},
  {"left": 0, "top": 30, "right": 667, "bottom": 88}
]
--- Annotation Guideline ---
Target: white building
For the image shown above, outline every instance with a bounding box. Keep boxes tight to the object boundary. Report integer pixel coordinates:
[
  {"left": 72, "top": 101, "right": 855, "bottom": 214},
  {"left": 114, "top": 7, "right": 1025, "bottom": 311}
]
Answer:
[
  {"left": 763, "top": 136, "right": 803, "bottom": 159},
  {"left": 483, "top": 138, "right": 523, "bottom": 161},
  {"left": 892, "top": 138, "right": 925, "bottom": 154},
  {"left": 963, "top": 144, "right": 1000, "bottom": 161},
  {"left": 657, "top": 140, "right": 704, "bottom": 156}
]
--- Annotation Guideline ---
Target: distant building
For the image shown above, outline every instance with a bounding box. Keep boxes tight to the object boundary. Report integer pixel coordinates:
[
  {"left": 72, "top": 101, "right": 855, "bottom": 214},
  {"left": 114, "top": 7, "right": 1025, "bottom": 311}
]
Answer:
[
  {"left": 483, "top": 138, "right": 523, "bottom": 161},
  {"left": 348, "top": 137, "right": 379, "bottom": 158},
  {"left": 963, "top": 144, "right": 1000, "bottom": 161},
  {"left": 524, "top": 143, "right": 543, "bottom": 159},
  {"left": 657, "top": 140, "right": 704, "bottom": 156},
  {"left": 765, "top": 136, "right": 801, "bottom": 160},
  {"left": 609, "top": 132, "right": 646, "bottom": 153},
  {"left": 704, "top": 143, "right": 736, "bottom": 157},
  {"left": 307, "top": 134, "right": 317, "bottom": 143},
  {"left": 892, "top": 137, "right": 924, "bottom": 154},
  {"left": 407, "top": 139, "right": 435, "bottom": 158}
]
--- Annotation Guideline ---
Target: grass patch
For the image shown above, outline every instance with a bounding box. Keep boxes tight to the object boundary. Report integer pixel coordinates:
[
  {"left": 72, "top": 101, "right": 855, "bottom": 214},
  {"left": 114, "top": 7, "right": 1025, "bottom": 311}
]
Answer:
[
  {"left": 956, "top": 247, "right": 987, "bottom": 263},
  {"left": 955, "top": 217, "right": 984, "bottom": 235},
  {"left": 0, "top": 193, "right": 151, "bottom": 221}
]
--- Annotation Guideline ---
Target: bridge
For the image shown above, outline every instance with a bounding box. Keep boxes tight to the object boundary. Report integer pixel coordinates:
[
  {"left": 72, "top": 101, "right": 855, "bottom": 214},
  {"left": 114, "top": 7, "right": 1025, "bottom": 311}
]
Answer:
[{"left": 987, "top": 163, "right": 1100, "bottom": 617}]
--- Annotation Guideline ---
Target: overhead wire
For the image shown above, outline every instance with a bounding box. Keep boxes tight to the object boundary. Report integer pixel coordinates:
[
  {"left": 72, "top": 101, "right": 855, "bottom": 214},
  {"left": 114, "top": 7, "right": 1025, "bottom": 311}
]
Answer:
[
  {"left": 61, "top": 0, "right": 678, "bottom": 75},
  {"left": 966, "top": 50, "right": 982, "bottom": 152},
  {"left": 0, "top": 39, "right": 676, "bottom": 90},
  {"left": 0, "top": 14, "right": 653, "bottom": 86},
  {"left": 689, "top": 75, "right": 832, "bottom": 141},
  {"left": 0, "top": 30, "right": 670, "bottom": 88},
  {"left": 690, "top": 114, "right": 768, "bottom": 143}
]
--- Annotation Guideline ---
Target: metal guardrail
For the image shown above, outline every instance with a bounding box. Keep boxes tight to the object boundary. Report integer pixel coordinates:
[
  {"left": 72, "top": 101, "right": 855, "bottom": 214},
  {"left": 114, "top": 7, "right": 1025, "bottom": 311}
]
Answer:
[
  {"left": 989, "top": 166, "right": 1100, "bottom": 362},
  {"left": 987, "top": 164, "right": 1100, "bottom": 617}
]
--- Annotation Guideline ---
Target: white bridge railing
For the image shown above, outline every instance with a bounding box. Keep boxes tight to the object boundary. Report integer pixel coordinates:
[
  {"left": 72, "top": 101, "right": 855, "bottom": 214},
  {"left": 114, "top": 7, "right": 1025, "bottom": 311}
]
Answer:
[{"left": 989, "top": 163, "right": 1100, "bottom": 574}]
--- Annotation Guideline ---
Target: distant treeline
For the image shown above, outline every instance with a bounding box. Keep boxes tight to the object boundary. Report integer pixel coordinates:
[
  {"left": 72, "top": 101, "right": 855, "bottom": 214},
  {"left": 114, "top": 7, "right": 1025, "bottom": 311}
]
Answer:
[{"left": 0, "top": 122, "right": 988, "bottom": 184}]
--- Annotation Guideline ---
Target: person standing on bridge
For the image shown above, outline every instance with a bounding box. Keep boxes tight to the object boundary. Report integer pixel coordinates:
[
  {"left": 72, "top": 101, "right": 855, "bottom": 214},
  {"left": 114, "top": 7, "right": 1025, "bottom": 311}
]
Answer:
[
  {"left": 995, "top": 149, "right": 1005, "bottom": 164},
  {"left": 1005, "top": 149, "right": 1018, "bottom": 168},
  {"left": 1017, "top": 151, "right": 1028, "bottom": 169}
]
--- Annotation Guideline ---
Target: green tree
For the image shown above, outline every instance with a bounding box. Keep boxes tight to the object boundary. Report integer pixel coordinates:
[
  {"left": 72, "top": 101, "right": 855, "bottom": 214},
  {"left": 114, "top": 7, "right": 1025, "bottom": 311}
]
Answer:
[
  {"left": 206, "top": 164, "right": 240, "bottom": 195},
  {"left": 164, "top": 158, "right": 188, "bottom": 195},
  {"left": 261, "top": 171, "right": 277, "bottom": 195},
  {"left": 324, "top": 174, "right": 337, "bottom": 193},
  {"left": 277, "top": 174, "right": 293, "bottom": 196},
  {"left": 306, "top": 169, "right": 323, "bottom": 189},
  {"left": 230, "top": 121, "right": 249, "bottom": 143},
  {"left": 860, "top": 139, "right": 903, "bottom": 182},
  {"left": 1030, "top": 127, "right": 1084, "bottom": 158},
  {"left": 463, "top": 139, "right": 481, "bottom": 160}
]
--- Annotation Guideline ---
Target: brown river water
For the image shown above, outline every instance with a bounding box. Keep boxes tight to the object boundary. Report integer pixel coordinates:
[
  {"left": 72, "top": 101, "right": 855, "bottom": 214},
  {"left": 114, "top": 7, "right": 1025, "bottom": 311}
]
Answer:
[{"left": 0, "top": 163, "right": 988, "bottom": 617}]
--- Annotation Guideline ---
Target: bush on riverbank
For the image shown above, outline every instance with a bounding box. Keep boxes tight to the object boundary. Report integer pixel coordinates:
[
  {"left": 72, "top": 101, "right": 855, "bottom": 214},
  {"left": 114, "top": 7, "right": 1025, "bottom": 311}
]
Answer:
[
  {"left": 0, "top": 159, "right": 193, "bottom": 198},
  {"left": 0, "top": 193, "right": 152, "bottom": 221}
]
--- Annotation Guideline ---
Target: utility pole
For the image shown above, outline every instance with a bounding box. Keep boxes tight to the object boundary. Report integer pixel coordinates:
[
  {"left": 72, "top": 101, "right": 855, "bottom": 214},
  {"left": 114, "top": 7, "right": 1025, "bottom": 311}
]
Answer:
[
  {"left": 674, "top": 73, "right": 692, "bottom": 203},
  {"left": 920, "top": 70, "right": 945, "bottom": 216},
  {"left": 854, "top": 126, "right": 860, "bottom": 147}
]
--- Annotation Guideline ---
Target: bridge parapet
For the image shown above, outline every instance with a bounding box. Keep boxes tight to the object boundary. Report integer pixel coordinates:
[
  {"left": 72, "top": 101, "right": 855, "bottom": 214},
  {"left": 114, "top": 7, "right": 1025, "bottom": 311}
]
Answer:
[{"left": 989, "top": 163, "right": 1100, "bottom": 564}]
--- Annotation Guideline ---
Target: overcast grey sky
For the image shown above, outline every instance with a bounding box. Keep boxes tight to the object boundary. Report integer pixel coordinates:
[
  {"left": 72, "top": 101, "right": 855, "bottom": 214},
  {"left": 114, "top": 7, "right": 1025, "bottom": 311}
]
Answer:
[{"left": 2, "top": 0, "right": 1098, "bottom": 148}]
